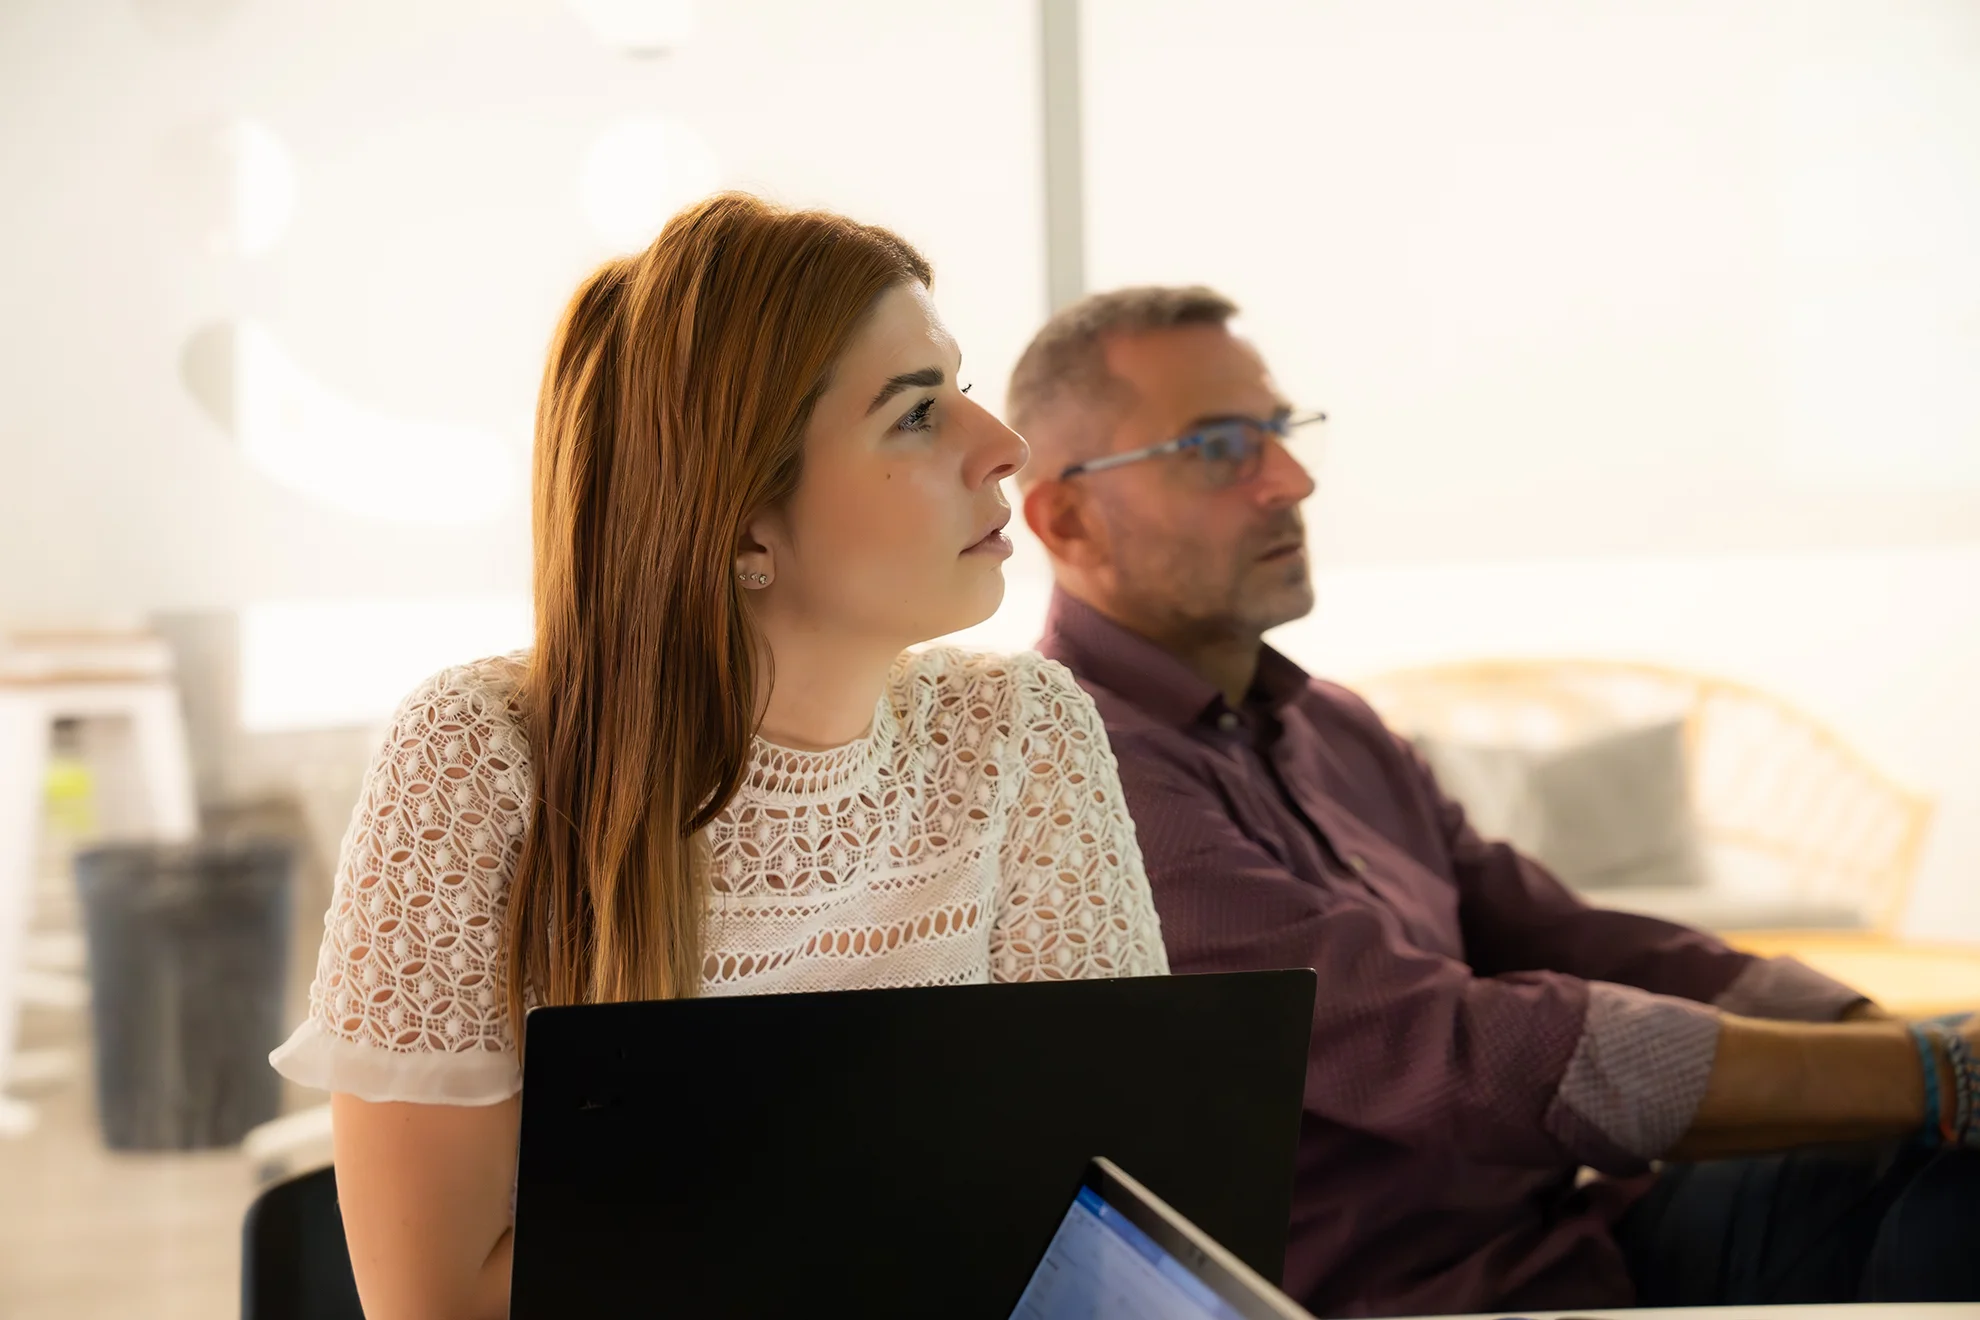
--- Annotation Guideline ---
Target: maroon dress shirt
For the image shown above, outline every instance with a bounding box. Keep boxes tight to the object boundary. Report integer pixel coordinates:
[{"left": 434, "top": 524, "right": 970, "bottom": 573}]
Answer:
[{"left": 1036, "top": 588, "right": 1862, "bottom": 1317}]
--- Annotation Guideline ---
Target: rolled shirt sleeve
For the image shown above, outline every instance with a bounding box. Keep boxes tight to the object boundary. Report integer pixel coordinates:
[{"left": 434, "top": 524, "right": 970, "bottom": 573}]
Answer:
[{"left": 1547, "top": 982, "right": 1722, "bottom": 1167}]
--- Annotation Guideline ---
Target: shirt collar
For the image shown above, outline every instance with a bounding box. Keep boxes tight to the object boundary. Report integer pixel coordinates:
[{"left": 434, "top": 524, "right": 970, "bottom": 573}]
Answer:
[{"left": 1038, "top": 586, "right": 1312, "bottom": 730}]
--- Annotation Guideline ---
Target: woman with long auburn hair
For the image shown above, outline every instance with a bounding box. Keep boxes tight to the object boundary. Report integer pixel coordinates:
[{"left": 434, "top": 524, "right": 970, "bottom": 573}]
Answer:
[{"left": 269, "top": 193, "right": 1168, "bottom": 1319}]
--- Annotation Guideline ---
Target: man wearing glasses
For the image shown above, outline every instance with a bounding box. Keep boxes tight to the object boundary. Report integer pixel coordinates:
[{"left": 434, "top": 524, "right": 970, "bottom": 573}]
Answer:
[{"left": 1011, "top": 286, "right": 1979, "bottom": 1316}]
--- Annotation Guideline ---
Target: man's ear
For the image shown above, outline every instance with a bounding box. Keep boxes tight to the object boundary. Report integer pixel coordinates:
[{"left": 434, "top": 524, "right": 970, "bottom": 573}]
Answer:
[{"left": 1022, "top": 479, "right": 1107, "bottom": 571}]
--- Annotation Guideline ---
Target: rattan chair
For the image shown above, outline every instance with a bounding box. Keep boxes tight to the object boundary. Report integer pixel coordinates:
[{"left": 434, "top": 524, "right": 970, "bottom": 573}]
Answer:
[{"left": 1353, "top": 660, "right": 1933, "bottom": 935}]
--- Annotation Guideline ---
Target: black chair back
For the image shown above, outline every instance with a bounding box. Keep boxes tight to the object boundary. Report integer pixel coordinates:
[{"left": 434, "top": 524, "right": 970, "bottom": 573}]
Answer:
[{"left": 240, "top": 1165, "right": 364, "bottom": 1320}]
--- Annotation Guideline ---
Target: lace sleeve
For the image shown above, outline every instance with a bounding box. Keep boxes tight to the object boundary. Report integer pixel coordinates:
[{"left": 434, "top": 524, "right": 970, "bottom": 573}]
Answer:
[
  {"left": 268, "top": 657, "right": 532, "bottom": 1105},
  {"left": 990, "top": 654, "right": 1169, "bottom": 981}
]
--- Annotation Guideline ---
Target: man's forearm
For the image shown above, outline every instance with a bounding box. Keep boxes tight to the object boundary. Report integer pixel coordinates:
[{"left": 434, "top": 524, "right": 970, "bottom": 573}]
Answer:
[
  {"left": 1667, "top": 1015, "right": 1929, "bottom": 1160},
  {"left": 1840, "top": 1000, "right": 1894, "bottom": 1023}
]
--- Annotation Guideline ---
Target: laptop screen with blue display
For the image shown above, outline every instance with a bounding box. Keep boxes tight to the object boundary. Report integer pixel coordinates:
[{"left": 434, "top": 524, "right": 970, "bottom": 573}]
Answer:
[{"left": 1011, "top": 1184, "right": 1249, "bottom": 1320}]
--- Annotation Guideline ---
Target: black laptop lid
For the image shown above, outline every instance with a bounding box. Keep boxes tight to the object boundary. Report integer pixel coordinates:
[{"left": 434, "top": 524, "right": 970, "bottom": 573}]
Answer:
[{"left": 510, "top": 970, "right": 1314, "bottom": 1320}]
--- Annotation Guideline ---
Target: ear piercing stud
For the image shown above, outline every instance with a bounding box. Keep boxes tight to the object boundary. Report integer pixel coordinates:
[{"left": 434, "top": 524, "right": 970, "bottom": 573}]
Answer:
[{"left": 737, "top": 571, "right": 770, "bottom": 587}]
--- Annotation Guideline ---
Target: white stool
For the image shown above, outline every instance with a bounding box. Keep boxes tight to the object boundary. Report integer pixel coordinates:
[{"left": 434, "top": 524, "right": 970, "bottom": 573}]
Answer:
[{"left": 0, "top": 675, "right": 198, "bottom": 1136}]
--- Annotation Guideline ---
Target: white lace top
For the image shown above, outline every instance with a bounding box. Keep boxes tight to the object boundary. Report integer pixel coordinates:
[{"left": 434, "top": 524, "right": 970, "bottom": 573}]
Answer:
[{"left": 270, "top": 647, "right": 1169, "bottom": 1105}]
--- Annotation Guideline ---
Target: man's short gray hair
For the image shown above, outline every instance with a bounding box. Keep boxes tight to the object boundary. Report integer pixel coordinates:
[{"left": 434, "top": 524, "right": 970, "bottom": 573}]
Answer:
[{"left": 1007, "top": 285, "right": 1239, "bottom": 484}]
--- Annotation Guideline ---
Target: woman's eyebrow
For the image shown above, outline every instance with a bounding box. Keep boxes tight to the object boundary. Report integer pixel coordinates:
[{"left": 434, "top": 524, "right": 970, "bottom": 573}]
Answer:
[{"left": 865, "top": 366, "right": 944, "bottom": 415}]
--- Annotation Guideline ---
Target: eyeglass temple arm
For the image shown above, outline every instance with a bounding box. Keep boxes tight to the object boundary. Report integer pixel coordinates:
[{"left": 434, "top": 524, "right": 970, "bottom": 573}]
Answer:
[{"left": 1058, "top": 435, "right": 1193, "bottom": 480}]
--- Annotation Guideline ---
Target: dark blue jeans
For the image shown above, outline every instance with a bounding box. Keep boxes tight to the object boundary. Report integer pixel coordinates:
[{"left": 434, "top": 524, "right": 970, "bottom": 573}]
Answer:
[{"left": 1614, "top": 1142, "right": 1980, "bottom": 1304}]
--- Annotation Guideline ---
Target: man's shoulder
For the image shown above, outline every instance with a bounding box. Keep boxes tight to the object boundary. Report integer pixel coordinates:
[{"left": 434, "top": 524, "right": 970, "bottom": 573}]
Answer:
[
  {"left": 1042, "top": 659, "right": 1174, "bottom": 741},
  {"left": 1293, "top": 672, "right": 1397, "bottom": 739},
  {"left": 1280, "top": 673, "right": 1426, "bottom": 788}
]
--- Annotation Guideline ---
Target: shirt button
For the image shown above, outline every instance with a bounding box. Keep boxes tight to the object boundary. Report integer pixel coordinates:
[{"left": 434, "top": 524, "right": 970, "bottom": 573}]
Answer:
[
  {"left": 1349, "top": 855, "right": 1368, "bottom": 873},
  {"left": 1216, "top": 712, "right": 1241, "bottom": 732}
]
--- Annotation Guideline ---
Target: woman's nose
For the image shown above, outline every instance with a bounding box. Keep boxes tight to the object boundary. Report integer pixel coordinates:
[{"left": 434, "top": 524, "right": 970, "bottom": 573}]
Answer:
[{"left": 965, "top": 402, "right": 1029, "bottom": 489}]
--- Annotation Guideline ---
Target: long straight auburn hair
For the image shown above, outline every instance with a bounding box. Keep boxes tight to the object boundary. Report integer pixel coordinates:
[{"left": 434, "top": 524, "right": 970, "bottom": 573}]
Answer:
[{"left": 506, "top": 194, "right": 932, "bottom": 1035}]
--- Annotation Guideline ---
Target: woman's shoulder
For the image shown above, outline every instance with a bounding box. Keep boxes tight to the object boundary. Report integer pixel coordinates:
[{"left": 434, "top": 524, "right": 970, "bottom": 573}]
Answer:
[
  {"left": 889, "top": 646, "right": 1100, "bottom": 742},
  {"left": 272, "top": 653, "right": 534, "bottom": 1104},
  {"left": 367, "top": 651, "right": 536, "bottom": 835},
  {"left": 382, "top": 652, "right": 533, "bottom": 758},
  {"left": 392, "top": 650, "right": 531, "bottom": 721}
]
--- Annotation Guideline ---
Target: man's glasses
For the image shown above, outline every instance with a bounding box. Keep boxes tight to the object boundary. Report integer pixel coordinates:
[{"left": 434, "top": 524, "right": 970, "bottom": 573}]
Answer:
[{"left": 1058, "top": 411, "right": 1327, "bottom": 490}]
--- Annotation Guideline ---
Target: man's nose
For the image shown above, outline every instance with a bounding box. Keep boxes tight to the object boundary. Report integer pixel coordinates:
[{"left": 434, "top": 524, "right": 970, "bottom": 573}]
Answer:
[{"left": 1253, "top": 436, "right": 1317, "bottom": 507}]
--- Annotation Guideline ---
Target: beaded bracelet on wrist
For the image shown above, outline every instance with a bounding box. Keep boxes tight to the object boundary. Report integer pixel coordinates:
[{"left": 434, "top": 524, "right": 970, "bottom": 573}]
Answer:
[
  {"left": 1910, "top": 1023, "right": 1947, "bottom": 1148},
  {"left": 1945, "top": 1030, "right": 1980, "bottom": 1150}
]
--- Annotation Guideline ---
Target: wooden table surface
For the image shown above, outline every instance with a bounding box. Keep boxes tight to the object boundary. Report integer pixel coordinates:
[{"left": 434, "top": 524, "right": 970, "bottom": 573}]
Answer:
[{"left": 1729, "top": 933, "right": 1980, "bottom": 1019}]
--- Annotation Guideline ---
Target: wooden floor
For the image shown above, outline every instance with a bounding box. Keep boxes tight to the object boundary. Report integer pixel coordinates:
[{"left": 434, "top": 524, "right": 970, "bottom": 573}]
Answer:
[
  {"left": 0, "top": 1003, "right": 254, "bottom": 1319},
  {"left": 0, "top": 819, "right": 321, "bottom": 1319}
]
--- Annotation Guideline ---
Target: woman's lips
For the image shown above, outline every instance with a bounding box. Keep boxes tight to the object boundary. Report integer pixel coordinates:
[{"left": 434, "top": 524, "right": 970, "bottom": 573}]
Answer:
[
  {"left": 964, "top": 529, "right": 1014, "bottom": 558},
  {"left": 964, "top": 509, "right": 1013, "bottom": 557}
]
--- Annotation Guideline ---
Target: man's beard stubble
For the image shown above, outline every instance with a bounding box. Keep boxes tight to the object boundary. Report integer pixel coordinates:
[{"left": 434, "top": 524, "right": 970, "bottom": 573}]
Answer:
[{"left": 1114, "top": 508, "right": 1314, "bottom": 643}]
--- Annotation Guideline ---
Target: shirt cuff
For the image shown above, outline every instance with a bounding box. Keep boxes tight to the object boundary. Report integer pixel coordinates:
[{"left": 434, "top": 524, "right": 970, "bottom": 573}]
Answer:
[
  {"left": 1544, "top": 982, "right": 1721, "bottom": 1168},
  {"left": 1713, "top": 955, "right": 1867, "bottom": 1022}
]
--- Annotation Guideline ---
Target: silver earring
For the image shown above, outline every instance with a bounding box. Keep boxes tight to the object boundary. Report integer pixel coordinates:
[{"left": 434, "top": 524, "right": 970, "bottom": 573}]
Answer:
[{"left": 736, "top": 571, "right": 770, "bottom": 587}]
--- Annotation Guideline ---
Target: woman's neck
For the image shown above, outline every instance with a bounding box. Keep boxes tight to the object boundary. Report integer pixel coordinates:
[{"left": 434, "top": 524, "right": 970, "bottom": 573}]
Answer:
[{"left": 752, "top": 625, "right": 898, "bottom": 751}]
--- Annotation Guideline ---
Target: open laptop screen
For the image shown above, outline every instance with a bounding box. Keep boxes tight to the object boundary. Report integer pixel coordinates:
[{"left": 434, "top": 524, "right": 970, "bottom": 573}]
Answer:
[{"left": 1011, "top": 1184, "right": 1249, "bottom": 1320}]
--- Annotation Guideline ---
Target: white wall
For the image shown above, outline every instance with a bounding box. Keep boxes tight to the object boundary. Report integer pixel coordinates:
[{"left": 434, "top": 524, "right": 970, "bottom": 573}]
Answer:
[
  {"left": 0, "top": 0, "right": 1045, "bottom": 619},
  {"left": 1076, "top": 0, "right": 1980, "bottom": 566}
]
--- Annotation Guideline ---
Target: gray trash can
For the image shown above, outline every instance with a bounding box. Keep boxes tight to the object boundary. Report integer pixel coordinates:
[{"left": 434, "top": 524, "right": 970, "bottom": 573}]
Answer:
[{"left": 74, "top": 840, "right": 294, "bottom": 1150}]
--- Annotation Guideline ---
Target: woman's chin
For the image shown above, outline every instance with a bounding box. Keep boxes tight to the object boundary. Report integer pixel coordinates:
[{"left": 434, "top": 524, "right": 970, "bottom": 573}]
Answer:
[{"left": 906, "top": 573, "right": 1007, "bottom": 648}]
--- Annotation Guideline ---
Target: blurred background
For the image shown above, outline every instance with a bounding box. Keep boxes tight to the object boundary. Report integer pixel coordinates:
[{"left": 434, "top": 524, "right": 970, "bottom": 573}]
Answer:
[{"left": 1, "top": 1, "right": 1976, "bottom": 1315}]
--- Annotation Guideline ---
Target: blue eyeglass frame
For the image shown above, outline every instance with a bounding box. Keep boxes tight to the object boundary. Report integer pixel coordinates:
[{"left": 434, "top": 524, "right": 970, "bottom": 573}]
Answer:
[{"left": 1058, "top": 410, "right": 1328, "bottom": 482}]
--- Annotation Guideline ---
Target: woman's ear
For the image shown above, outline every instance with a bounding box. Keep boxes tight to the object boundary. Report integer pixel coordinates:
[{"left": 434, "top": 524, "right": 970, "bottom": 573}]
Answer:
[{"left": 734, "top": 515, "right": 777, "bottom": 591}]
